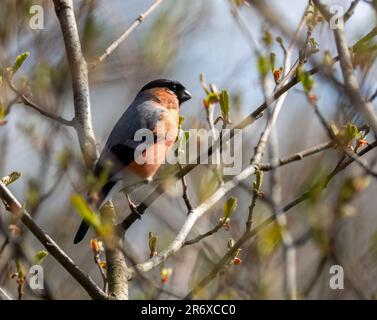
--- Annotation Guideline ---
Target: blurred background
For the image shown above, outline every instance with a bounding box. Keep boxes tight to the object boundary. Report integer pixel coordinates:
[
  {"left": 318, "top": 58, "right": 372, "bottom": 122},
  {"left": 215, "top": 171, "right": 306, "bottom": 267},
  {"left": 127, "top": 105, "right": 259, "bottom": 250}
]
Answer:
[{"left": 0, "top": 0, "right": 377, "bottom": 299}]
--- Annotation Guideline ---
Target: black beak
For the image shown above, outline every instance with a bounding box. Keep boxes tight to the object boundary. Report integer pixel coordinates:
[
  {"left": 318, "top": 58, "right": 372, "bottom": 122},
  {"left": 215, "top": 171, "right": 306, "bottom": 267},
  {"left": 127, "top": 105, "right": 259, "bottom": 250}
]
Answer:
[{"left": 180, "top": 89, "right": 192, "bottom": 103}]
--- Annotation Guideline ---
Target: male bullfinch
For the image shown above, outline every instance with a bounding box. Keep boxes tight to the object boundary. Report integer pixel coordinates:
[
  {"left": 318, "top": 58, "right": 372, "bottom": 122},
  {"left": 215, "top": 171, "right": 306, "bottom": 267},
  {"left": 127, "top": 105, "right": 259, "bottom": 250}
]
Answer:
[{"left": 73, "top": 79, "right": 192, "bottom": 244}]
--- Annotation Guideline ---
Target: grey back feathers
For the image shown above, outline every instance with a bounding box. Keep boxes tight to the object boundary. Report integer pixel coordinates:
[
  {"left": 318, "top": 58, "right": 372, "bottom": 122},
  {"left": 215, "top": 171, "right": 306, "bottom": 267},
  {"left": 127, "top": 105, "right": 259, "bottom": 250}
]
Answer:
[{"left": 95, "top": 91, "right": 164, "bottom": 176}]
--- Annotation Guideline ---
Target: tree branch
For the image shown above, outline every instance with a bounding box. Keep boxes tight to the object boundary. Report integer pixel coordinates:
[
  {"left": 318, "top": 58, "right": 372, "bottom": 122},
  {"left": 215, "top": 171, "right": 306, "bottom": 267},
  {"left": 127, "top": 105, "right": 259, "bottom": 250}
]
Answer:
[
  {"left": 313, "top": 0, "right": 377, "bottom": 138},
  {"left": 53, "top": 0, "right": 98, "bottom": 168},
  {"left": 0, "top": 181, "right": 107, "bottom": 299},
  {"left": 90, "top": 0, "right": 164, "bottom": 69},
  {"left": 259, "top": 141, "right": 334, "bottom": 171},
  {"left": 105, "top": 238, "right": 132, "bottom": 300},
  {"left": 183, "top": 216, "right": 227, "bottom": 247},
  {"left": 183, "top": 141, "right": 377, "bottom": 299},
  {"left": 7, "top": 79, "right": 74, "bottom": 127}
]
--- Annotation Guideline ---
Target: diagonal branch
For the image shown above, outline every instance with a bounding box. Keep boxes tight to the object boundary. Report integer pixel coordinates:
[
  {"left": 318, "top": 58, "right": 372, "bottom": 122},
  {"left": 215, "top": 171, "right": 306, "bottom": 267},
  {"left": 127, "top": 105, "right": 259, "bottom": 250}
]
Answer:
[
  {"left": 313, "top": 0, "right": 377, "bottom": 138},
  {"left": 183, "top": 145, "right": 335, "bottom": 247},
  {"left": 7, "top": 79, "right": 74, "bottom": 127},
  {"left": 0, "top": 181, "right": 107, "bottom": 300},
  {"left": 183, "top": 141, "right": 377, "bottom": 299},
  {"left": 90, "top": 0, "right": 164, "bottom": 69}
]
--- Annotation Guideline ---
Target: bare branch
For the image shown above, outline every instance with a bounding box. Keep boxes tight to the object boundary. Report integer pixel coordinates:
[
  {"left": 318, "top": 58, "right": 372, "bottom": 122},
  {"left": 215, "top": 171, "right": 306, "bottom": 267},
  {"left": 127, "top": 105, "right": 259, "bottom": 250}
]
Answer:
[
  {"left": 90, "top": 0, "right": 164, "bottom": 69},
  {"left": 0, "top": 181, "right": 107, "bottom": 299},
  {"left": 135, "top": 164, "right": 259, "bottom": 273},
  {"left": 105, "top": 238, "right": 131, "bottom": 300},
  {"left": 53, "top": 0, "right": 99, "bottom": 168},
  {"left": 307, "top": 94, "right": 377, "bottom": 178},
  {"left": 181, "top": 174, "right": 194, "bottom": 213},
  {"left": 184, "top": 141, "right": 377, "bottom": 299},
  {"left": 0, "top": 287, "right": 13, "bottom": 300},
  {"left": 314, "top": 0, "right": 377, "bottom": 138},
  {"left": 7, "top": 79, "right": 73, "bottom": 127},
  {"left": 260, "top": 141, "right": 334, "bottom": 171},
  {"left": 183, "top": 217, "right": 227, "bottom": 247}
]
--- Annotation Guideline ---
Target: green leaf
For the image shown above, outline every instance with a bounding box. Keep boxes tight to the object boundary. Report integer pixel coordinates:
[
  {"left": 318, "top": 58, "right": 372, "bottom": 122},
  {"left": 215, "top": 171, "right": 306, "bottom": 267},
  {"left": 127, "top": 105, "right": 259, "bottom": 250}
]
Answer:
[
  {"left": 330, "top": 122, "right": 339, "bottom": 136},
  {"left": 219, "top": 90, "right": 230, "bottom": 120},
  {"left": 324, "top": 50, "right": 334, "bottom": 68},
  {"left": 203, "top": 92, "right": 219, "bottom": 108},
  {"left": 257, "top": 222, "right": 281, "bottom": 256},
  {"left": 262, "top": 29, "right": 273, "bottom": 47},
  {"left": 16, "top": 260, "right": 25, "bottom": 279},
  {"left": 257, "top": 55, "right": 270, "bottom": 77},
  {"left": 34, "top": 250, "right": 48, "bottom": 264},
  {"left": 148, "top": 232, "right": 157, "bottom": 254},
  {"left": 339, "top": 176, "right": 370, "bottom": 204},
  {"left": 26, "top": 179, "right": 40, "bottom": 207},
  {"left": 344, "top": 123, "right": 359, "bottom": 143},
  {"left": 12, "top": 52, "right": 30, "bottom": 74},
  {"left": 178, "top": 115, "right": 185, "bottom": 128},
  {"left": 71, "top": 195, "right": 113, "bottom": 239},
  {"left": 270, "top": 52, "right": 276, "bottom": 72},
  {"left": 298, "top": 67, "right": 314, "bottom": 93},
  {"left": 232, "top": 0, "right": 246, "bottom": 6},
  {"left": 224, "top": 196, "right": 238, "bottom": 220},
  {"left": 253, "top": 167, "right": 263, "bottom": 191},
  {"left": 57, "top": 148, "right": 71, "bottom": 171},
  {"left": 308, "top": 37, "right": 319, "bottom": 54},
  {"left": 0, "top": 102, "right": 6, "bottom": 120},
  {"left": 183, "top": 130, "right": 190, "bottom": 142},
  {"left": 71, "top": 194, "right": 102, "bottom": 231},
  {"left": 0, "top": 171, "right": 22, "bottom": 186}
]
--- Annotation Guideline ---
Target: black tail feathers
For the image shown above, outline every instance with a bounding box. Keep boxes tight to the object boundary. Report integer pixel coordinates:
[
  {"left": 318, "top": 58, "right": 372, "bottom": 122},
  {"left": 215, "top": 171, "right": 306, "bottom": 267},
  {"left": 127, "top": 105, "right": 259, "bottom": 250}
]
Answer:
[
  {"left": 73, "top": 180, "right": 117, "bottom": 244},
  {"left": 73, "top": 220, "right": 90, "bottom": 244}
]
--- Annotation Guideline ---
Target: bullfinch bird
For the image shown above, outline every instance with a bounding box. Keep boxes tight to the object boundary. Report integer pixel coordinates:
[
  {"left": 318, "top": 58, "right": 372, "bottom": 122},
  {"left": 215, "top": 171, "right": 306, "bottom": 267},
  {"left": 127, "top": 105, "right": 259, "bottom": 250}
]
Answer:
[{"left": 73, "top": 79, "right": 192, "bottom": 244}]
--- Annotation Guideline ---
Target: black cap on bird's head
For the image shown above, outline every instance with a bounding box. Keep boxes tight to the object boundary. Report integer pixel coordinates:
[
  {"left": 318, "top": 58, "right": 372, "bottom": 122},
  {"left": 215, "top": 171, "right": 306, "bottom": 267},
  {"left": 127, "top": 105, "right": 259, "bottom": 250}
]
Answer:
[{"left": 141, "top": 79, "right": 192, "bottom": 105}]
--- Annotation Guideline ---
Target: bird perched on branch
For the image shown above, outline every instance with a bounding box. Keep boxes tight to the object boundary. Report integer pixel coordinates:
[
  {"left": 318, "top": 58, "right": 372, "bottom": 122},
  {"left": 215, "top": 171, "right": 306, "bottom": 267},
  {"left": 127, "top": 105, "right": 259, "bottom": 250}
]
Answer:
[{"left": 74, "top": 79, "right": 192, "bottom": 244}]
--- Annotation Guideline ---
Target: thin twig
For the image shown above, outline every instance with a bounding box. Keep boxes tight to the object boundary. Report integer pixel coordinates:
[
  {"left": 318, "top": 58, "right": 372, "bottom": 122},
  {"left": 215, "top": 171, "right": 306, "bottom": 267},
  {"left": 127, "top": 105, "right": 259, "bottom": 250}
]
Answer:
[
  {"left": 246, "top": 191, "right": 259, "bottom": 231},
  {"left": 0, "top": 287, "right": 13, "bottom": 300},
  {"left": 183, "top": 217, "right": 227, "bottom": 246},
  {"left": 93, "top": 249, "right": 107, "bottom": 293},
  {"left": 0, "top": 236, "right": 9, "bottom": 257},
  {"left": 314, "top": 0, "right": 377, "bottom": 137},
  {"left": 90, "top": 0, "right": 164, "bottom": 69},
  {"left": 308, "top": 95, "right": 377, "bottom": 178},
  {"left": 7, "top": 80, "right": 73, "bottom": 127},
  {"left": 181, "top": 174, "right": 193, "bottom": 213},
  {"left": 183, "top": 141, "right": 377, "bottom": 299},
  {"left": 260, "top": 141, "right": 334, "bottom": 171}
]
